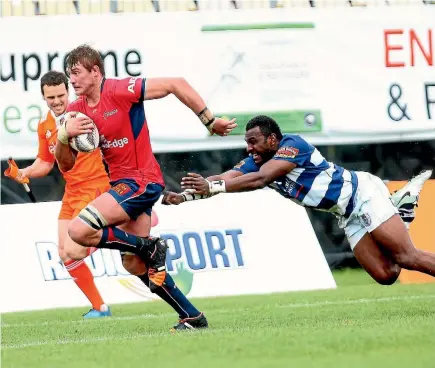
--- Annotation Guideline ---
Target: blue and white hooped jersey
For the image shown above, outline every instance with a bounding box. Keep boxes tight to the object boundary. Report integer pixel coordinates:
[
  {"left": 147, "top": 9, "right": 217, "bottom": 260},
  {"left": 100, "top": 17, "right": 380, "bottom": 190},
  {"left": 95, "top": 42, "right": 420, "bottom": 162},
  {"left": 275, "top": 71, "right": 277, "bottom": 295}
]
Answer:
[{"left": 232, "top": 134, "right": 359, "bottom": 217}]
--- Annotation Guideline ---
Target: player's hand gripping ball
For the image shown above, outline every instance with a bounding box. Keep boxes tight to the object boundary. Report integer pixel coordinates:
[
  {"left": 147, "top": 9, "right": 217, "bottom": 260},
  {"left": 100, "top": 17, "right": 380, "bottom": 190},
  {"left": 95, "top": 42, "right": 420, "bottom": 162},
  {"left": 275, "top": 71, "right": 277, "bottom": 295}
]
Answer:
[{"left": 63, "top": 111, "right": 99, "bottom": 153}]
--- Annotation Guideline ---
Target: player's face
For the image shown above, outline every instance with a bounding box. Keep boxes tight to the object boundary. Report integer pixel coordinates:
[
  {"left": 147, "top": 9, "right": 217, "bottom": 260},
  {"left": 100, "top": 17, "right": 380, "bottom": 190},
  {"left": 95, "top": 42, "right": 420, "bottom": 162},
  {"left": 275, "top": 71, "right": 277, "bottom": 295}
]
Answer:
[
  {"left": 42, "top": 84, "right": 69, "bottom": 116},
  {"left": 245, "top": 127, "right": 277, "bottom": 165},
  {"left": 69, "top": 62, "right": 99, "bottom": 96}
]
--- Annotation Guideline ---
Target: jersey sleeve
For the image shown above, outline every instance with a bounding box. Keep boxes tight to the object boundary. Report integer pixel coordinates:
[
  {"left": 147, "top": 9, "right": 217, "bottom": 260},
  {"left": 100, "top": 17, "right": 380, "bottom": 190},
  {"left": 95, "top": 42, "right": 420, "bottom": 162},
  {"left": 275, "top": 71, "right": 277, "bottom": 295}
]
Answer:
[
  {"left": 272, "top": 136, "right": 313, "bottom": 166},
  {"left": 232, "top": 156, "right": 260, "bottom": 174},
  {"left": 36, "top": 122, "right": 55, "bottom": 163},
  {"left": 113, "top": 77, "right": 145, "bottom": 104}
]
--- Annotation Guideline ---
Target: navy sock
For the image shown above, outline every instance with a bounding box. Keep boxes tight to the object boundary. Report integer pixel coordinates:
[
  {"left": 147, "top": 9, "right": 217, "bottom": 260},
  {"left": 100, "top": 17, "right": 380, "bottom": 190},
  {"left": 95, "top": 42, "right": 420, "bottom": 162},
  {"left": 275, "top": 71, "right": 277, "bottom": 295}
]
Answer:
[
  {"left": 139, "top": 273, "right": 200, "bottom": 319},
  {"left": 99, "top": 227, "right": 154, "bottom": 255}
]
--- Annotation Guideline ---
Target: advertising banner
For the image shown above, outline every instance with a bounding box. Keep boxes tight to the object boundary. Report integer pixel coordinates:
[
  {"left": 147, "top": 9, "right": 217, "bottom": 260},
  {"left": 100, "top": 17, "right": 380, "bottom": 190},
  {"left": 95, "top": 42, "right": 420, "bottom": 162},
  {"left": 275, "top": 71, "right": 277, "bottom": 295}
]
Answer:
[{"left": 0, "top": 190, "right": 336, "bottom": 313}]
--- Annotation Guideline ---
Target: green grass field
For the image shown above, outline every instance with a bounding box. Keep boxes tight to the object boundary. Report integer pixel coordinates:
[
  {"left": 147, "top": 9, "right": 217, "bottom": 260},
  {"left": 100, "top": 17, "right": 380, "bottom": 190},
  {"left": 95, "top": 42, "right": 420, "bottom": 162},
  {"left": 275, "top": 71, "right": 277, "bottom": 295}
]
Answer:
[{"left": 2, "top": 269, "right": 434, "bottom": 368}]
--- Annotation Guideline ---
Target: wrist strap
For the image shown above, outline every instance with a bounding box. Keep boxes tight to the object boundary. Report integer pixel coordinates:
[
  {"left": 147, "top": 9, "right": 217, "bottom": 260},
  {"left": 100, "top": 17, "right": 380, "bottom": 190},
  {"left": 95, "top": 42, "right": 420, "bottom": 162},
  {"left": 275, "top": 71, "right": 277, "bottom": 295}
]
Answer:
[
  {"left": 208, "top": 180, "right": 226, "bottom": 194},
  {"left": 197, "top": 107, "right": 216, "bottom": 133},
  {"left": 181, "top": 191, "right": 215, "bottom": 201},
  {"left": 57, "top": 120, "right": 69, "bottom": 145}
]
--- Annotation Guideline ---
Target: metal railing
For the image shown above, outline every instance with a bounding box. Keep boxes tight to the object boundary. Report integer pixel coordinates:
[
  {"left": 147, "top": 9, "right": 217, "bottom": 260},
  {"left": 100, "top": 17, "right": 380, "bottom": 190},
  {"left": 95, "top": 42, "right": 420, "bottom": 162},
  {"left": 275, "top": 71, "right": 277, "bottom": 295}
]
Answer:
[{"left": 0, "top": 0, "right": 432, "bottom": 17}]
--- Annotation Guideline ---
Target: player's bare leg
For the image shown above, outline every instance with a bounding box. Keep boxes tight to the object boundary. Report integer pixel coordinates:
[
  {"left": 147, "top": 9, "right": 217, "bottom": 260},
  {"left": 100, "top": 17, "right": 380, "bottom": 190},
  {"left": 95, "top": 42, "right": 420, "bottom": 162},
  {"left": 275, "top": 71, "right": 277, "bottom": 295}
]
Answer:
[
  {"left": 353, "top": 233, "right": 401, "bottom": 285},
  {"left": 59, "top": 220, "right": 110, "bottom": 318},
  {"left": 67, "top": 192, "right": 168, "bottom": 291},
  {"left": 349, "top": 170, "right": 434, "bottom": 283},
  {"left": 371, "top": 214, "right": 435, "bottom": 277}
]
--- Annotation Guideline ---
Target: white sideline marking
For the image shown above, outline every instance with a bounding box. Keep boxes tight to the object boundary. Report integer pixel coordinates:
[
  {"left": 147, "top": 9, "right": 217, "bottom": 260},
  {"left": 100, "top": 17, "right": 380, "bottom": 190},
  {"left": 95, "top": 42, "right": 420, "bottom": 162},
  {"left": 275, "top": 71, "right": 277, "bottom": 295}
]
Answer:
[
  {"left": 3, "top": 295, "right": 434, "bottom": 329},
  {"left": 2, "top": 329, "right": 227, "bottom": 350},
  {"left": 278, "top": 294, "right": 435, "bottom": 309},
  {"left": 2, "top": 294, "right": 434, "bottom": 350},
  {"left": 3, "top": 332, "right": 171, "bottom": 350},
  {"left": 1, "top": 313, "right": 174, "bottom": 328}
]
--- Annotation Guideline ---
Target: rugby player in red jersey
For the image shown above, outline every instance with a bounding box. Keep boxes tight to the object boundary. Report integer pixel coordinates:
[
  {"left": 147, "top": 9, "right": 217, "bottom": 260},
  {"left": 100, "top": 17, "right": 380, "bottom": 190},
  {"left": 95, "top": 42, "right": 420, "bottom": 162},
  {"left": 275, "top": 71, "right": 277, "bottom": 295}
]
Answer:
[{"left": 55, "top": 44, "right": 236, "bottom": 330}]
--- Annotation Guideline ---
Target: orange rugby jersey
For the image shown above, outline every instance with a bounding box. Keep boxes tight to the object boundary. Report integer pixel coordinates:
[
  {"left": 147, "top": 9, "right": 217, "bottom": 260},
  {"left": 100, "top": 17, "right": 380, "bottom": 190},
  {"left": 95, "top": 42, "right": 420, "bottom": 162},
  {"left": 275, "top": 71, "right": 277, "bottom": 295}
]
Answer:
[{"left": 37, "top": 110, "right": 109, "bottom": 187}]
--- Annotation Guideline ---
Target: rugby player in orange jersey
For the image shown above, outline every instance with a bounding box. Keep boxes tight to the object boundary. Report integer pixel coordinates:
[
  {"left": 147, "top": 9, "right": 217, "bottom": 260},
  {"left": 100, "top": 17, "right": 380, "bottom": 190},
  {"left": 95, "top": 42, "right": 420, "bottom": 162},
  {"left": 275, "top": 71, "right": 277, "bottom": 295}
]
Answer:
[{"left": 4, "top": 71, "right": 111, "bottom": 318}]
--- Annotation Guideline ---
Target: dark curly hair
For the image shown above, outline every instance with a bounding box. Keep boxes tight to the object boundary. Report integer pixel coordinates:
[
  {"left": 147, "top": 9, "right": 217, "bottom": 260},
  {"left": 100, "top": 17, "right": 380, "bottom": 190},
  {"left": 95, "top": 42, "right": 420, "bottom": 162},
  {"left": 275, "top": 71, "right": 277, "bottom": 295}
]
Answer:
[
  {"left": 246, "top": 115, "right": 283, "bottom": 140},
  {"left": 40, "top": 70, "right": 69, "bottom": 95}
]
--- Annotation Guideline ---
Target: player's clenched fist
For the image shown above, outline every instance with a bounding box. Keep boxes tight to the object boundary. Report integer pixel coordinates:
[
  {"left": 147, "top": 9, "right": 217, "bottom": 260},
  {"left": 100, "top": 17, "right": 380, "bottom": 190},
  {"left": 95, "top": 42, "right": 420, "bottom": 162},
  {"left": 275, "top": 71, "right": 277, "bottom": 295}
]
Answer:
[
  {"left": 3, "top": 158, "right": 29, "bottom": 184},
  {"left": 161, "top": 191, "right": 185, "bottom": 205},
  {"left": 65, "top": 115, "right": 94, "bottom": 138}
]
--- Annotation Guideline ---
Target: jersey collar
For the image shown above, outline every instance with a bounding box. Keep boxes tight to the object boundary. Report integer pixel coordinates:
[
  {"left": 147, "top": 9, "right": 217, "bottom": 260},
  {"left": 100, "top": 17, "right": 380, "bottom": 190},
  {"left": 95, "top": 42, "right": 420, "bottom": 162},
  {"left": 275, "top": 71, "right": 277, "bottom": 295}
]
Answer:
[
  {"left": 50, "top": 109, "right": 65, "bottom": 127},
  {"left": 100, "top": 77, "right": 106, "bottom": 92}
]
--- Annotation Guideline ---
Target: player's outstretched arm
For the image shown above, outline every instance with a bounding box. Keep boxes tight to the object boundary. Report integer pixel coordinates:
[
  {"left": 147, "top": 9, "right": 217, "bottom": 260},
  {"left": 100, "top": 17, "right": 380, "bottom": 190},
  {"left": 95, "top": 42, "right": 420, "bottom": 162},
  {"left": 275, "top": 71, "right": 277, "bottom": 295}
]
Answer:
[
  {"left": 162, "top": 170, "right": 243, "bottom": 206},
  {"left": 144, "top": 78, "right": 237, "bottom": 136},
  {"left": 181, "top": 160, "right": 296, "bottom": 195},
  {"left": 206, "top": 169, "right": 244, "bottom": 182},
  {"left": 20, "top": 158, "right": 54, "bottom": 179},
  {"left": 4, "top": 158, "right": 54, "bottom": 183},
  {"left": 4, "top": 122, "right": 56, "bottom": 183}
]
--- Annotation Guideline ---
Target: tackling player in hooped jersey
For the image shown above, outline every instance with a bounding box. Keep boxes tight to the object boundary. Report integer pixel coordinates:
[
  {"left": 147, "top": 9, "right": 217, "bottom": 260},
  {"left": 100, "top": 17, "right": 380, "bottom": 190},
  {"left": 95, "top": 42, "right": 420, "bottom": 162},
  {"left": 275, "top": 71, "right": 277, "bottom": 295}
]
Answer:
[
  {"left": 164, "top": 115, "right": 435, "bottom": 285},
  {"left": 55, "top": 44, "right": 236, "bottom": 331}
]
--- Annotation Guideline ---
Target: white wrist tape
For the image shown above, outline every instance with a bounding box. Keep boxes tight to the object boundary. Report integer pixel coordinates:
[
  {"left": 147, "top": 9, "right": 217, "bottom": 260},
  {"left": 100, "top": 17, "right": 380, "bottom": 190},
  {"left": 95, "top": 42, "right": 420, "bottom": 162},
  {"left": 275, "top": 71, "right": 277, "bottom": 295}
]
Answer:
[
  {"left": 57, "top": 121, "right": 69, "bottom": 145},
  {"left": 181, "top": 191, "right": 215, "bottom": 201},
  {"left": 208, "top": 180, "right": 226, "bottom": 194}
]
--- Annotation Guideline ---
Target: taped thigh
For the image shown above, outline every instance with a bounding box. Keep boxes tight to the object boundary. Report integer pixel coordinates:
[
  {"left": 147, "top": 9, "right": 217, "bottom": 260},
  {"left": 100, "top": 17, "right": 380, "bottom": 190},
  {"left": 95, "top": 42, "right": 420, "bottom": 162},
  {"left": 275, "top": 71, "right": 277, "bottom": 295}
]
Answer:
[{"left": 78, "top": 205, "right": 108, "bottom": 230}]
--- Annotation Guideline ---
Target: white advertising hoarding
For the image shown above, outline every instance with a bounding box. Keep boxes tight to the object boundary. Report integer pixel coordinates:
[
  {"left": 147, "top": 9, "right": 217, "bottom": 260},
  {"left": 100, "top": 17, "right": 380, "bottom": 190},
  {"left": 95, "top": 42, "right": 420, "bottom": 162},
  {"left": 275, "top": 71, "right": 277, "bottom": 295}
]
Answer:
[
  {"left": 199, "top": 21, "right": 322, "bottom": 135},
  {"left": 1, "top": 8, "right": 434, "bottom": 160},
  {"left": 315, "top": 8, "right": 435, "bottom": 136},
  {"left": 0, "top": 190, "right": 336, "bottom": 313}
]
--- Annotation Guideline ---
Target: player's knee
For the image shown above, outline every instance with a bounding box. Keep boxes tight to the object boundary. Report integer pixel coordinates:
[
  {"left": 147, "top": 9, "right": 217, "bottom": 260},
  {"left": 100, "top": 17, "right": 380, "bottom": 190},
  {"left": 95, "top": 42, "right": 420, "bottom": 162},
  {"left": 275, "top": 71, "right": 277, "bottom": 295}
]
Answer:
[
  {"left": 64, "top": 240, "right": 88, "bottom": 261},
  {"left": 122, "top": 254, "right": 147, "bottom": 276},
  {"left": 68, "top": 217, "right": 95, "bottom": 247},
  {"left": 69, "top": 205, "right": 108, "bottom": 245},
  {"left": 58, "top": 246, "right": 69, "bottom": 263},
  {"left": 374, "top": 265, "right": 401, "bottom": 285}
]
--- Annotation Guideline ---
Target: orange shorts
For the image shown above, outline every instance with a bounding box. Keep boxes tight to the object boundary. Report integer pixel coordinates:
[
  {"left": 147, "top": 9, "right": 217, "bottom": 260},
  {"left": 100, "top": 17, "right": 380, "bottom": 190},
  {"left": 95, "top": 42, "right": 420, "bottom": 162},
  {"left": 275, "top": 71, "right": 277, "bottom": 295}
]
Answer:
[{"left": 58, "top": 180, "right": 111, "bottom": 220}]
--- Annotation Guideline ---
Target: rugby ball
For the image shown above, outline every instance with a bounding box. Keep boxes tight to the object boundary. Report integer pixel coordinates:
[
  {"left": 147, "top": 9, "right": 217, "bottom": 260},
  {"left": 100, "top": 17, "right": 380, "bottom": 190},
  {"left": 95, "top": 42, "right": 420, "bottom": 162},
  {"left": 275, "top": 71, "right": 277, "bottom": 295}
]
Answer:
[{"left": 63, "top": 111, "right": 99, "bottom": 153}]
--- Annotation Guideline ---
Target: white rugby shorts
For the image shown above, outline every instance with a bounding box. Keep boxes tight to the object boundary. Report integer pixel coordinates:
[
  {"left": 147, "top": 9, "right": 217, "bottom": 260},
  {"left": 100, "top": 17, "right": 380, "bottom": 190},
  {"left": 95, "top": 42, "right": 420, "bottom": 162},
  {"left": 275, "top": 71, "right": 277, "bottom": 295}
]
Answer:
[{"left": 338, "top": 172, "right": 399, "bottom": 250}]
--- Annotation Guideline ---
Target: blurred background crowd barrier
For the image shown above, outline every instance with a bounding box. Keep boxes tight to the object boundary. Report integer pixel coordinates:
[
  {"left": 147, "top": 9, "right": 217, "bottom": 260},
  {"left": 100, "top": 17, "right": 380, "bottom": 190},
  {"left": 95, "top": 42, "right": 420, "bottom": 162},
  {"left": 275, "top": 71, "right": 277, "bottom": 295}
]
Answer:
[{"left": 1, "top": 0, "right": 434, "bottom": 16}]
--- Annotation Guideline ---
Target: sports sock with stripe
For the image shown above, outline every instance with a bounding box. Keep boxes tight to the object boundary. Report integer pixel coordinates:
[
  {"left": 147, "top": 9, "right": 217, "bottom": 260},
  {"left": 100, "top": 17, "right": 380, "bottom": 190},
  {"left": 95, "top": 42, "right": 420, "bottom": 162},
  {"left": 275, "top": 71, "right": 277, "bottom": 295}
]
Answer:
[
  {"left": 139, "top": 273, "right": 200, "bottom": 319},
  {"left": 98, "top": 226, "right": 156, "bottom": 254},
  {"left": 64, "top": 259, "right": 105, "bottom": 311}
]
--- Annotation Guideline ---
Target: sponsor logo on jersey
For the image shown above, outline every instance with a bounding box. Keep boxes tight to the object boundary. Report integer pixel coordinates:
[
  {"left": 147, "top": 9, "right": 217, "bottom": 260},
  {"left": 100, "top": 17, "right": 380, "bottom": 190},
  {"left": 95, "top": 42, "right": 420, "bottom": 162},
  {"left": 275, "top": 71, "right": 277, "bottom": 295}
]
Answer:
[
  {"left": 103, "top": 109, "right": 118, "bottom": 120},
  {"left": 275, "top": 146, "right": 299, "bottom": 159},
  {"left": 127, "top": 77, "right": 138, "bottom": 94},
  {"left": 100, "top": 135, "right": 129, "bottom": 149},
  {"left": 48, "top": 142, "right": 56, "bottom": 154},
  {"left": 234, "top": 159, "right": 246, "bottom": 169},
  {"left": 284, "top": 178, "right": 296, "bottom": 193}
]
